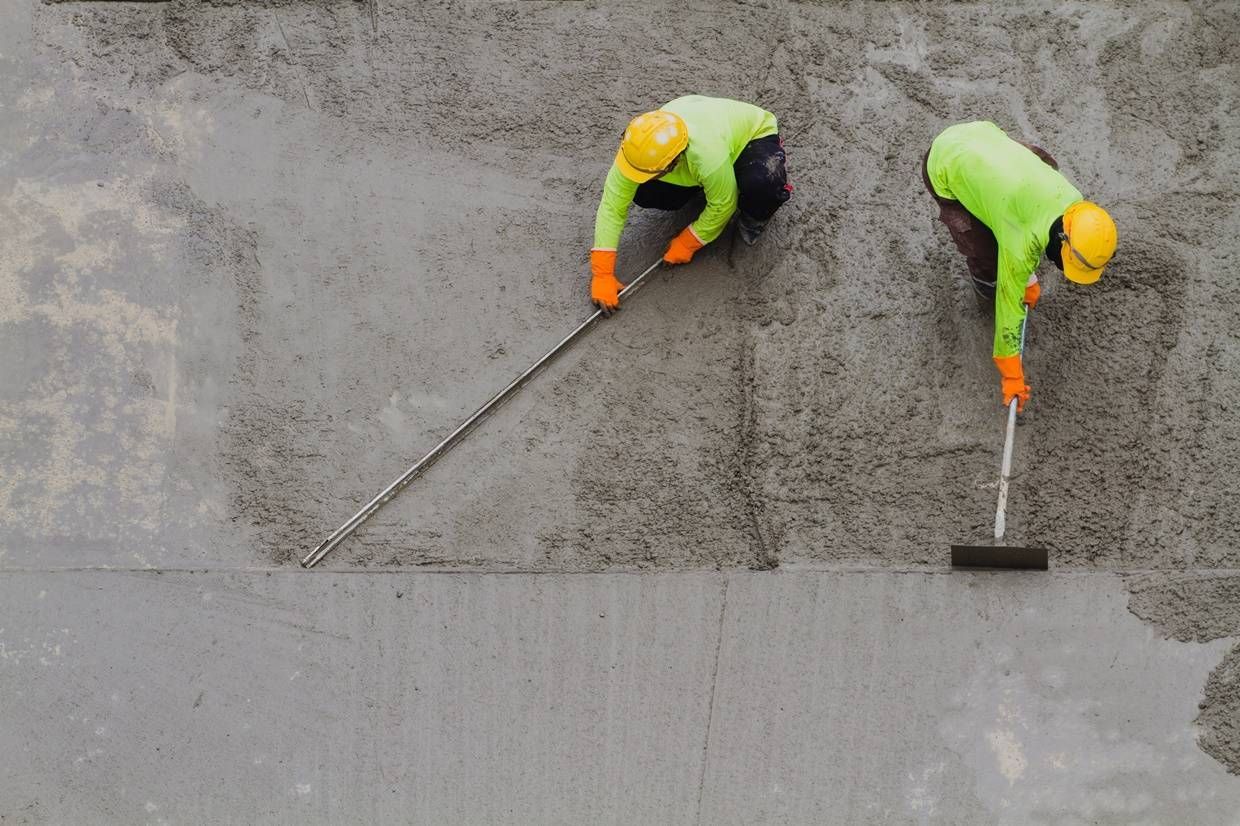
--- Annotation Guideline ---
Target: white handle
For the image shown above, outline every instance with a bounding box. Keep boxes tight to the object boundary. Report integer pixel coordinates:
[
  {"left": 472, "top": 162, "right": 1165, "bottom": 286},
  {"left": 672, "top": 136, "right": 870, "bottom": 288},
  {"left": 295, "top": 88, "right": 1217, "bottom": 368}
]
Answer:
[
  {"left": 994, "top": 396, "right": 1018, "bottom": 541},
  {"left": 994, "top": 308, "right": 1030, "bottom": 541}
]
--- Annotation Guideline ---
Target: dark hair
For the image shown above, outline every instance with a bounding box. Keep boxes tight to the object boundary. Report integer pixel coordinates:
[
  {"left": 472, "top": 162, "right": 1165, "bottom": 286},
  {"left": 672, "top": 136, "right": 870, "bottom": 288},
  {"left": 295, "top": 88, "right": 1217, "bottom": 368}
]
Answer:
[{"left": 1045, "top": 215, "right": 1065, "bottom": 271}]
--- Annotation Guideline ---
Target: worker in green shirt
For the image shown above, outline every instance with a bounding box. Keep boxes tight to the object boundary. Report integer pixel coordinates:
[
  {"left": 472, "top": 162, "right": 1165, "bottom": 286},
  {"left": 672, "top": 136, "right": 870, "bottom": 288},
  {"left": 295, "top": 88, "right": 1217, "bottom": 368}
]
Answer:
[
  {"left": 590, "top": 95, "right": 793, "bottom": 315},
  {"left": 923, "top": 120, "right": 1118, "bottom": 412}
]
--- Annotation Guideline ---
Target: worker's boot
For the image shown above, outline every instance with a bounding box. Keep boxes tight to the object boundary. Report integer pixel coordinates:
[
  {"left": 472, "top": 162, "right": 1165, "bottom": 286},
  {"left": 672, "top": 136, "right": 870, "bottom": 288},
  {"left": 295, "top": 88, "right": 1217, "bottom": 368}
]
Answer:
[{"left": 737, "top": 213, "right": 768, "bottom": 246}]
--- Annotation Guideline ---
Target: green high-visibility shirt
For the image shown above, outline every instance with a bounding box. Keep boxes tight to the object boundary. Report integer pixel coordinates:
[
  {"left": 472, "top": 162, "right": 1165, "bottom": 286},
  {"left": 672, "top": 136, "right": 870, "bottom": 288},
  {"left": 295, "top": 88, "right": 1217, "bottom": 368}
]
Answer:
[
  {"left": 926, "top": 121, "right": 1082, "bottom": 358},
  {"left": 593, "top": 95, "right": 779, "bottom": 251}
]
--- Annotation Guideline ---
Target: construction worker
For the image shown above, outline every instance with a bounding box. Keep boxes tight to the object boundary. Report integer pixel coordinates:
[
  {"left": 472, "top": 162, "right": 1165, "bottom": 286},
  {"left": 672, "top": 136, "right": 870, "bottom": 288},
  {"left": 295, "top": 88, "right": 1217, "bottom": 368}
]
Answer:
[
  {"left": 923, "top": 120, "right": 1117, "bottom": 412},
  {"left": 590, "top": 95, "right": 792, "bottom": 315}
]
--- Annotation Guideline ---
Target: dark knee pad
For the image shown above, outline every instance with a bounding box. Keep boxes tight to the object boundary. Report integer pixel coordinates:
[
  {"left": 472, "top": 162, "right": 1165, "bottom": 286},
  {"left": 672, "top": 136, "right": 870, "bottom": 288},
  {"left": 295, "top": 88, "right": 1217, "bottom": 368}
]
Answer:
[
  {"left": 735, "top": 135, "right": 791, "bottom": 221},
  {"left": 633, "top": 180, "right": 700, "bottom": 211}
]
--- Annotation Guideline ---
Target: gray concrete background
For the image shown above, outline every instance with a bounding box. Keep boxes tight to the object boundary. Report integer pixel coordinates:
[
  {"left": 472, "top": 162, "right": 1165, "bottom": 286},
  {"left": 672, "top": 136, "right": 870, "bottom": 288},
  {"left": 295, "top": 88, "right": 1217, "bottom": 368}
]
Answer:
[
  {"left": 4, "top": 570, "right": 1239, "bottom": 825},
  {"left": 3, "top": 0, "right": 1240, "bottom": 821}
]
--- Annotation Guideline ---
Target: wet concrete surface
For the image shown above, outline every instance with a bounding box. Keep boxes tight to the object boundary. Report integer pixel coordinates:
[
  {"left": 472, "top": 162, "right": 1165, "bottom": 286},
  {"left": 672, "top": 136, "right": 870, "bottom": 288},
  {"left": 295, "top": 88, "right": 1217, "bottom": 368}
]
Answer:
[{"left": 2, "top": 0, "right": 1240, "bottom": 818}]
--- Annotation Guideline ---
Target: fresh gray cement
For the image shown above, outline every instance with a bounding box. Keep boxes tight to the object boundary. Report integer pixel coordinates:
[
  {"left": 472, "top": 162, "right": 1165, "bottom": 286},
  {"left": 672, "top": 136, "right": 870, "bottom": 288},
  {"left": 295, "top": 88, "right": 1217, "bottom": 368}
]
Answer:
[{"left": 2, "top": 0, "right": 1240, "bottom": 819}]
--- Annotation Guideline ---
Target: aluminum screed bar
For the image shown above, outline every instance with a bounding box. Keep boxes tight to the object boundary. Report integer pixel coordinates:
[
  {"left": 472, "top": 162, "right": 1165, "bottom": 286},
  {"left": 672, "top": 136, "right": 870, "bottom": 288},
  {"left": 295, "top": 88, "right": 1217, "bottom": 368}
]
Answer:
[{"left": 301, "top": 258, "right": 664, "bottom": 568}]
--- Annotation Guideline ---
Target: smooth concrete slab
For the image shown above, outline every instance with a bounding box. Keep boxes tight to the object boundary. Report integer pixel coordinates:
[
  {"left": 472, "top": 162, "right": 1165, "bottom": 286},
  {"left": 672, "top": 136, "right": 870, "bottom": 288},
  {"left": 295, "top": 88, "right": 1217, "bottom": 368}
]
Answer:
[
  {"left": 701, "top": 571, "right": 1240, "bottom": 824},
  {"left": 3, "top": 570, "right": 1238, "bottom": 824},
  {"left": 0, "top": 571, "right": 723, "bottom": 824}
]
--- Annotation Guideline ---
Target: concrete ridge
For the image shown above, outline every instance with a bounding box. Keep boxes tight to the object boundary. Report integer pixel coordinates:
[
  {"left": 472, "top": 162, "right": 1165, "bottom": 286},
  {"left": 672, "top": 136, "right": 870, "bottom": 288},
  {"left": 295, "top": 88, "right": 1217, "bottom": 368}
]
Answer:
[
  {"left": 694, "top": 576, "right": 730, "bottom": 825},
  {"left": 4, "top": 565, "right": 1240, "bottom": 576}
]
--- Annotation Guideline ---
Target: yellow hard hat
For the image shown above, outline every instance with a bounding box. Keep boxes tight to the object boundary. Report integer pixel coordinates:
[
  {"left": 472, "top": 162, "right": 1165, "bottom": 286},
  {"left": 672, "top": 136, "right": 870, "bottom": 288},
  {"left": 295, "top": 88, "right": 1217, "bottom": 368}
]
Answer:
[
  {"left": 615, "top": 110, "right": 689, "bottom": 183},
  {"left": 1060, "top": 201, "right": 1117, "bottom": 285}
]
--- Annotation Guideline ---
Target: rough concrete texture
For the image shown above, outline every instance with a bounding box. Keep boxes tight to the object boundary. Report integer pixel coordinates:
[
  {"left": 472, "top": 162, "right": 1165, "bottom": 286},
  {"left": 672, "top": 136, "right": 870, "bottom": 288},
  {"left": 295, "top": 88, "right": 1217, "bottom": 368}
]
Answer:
[
  {"left": 3, "top": 0, "right": 1236, "bottom": 571},
  {"left": 3, "top": 0, "right": 1240, "bottom": 815}
]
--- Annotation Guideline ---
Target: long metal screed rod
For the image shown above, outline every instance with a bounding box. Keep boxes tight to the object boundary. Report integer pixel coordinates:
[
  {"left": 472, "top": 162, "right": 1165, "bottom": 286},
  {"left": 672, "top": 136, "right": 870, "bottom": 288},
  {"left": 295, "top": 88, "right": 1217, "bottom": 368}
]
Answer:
[
  {"left": 993, "top": 309, "right": 1030, "bottom": 542},
  {"left": 301, "top": 258, "right": 664, "bottom": 568}
]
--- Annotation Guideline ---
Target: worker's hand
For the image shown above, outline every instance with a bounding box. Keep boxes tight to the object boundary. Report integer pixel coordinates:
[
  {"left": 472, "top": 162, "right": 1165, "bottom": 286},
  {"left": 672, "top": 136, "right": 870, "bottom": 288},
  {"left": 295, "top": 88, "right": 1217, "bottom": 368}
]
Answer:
[
  {"left": 994, "top": 354, "right": 1030, "bottom": 413},
  {"left": 590, "top": 249, "right": 625, "bottom": 316},
  {"left": 663, "top": 226, "right": 704, "bottom": 265},
  {"left": 1001, "top": 376, "right": 1031, "bottom": 412},
  {"left": 1024, "top": 280, "right": 1041, "bottom": 308}
]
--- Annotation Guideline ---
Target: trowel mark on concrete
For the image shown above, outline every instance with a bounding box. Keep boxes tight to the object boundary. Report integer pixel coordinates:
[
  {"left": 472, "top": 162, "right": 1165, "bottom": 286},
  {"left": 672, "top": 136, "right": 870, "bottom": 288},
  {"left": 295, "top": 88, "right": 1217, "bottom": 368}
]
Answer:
[
  {"left": 736, "top": 330, "right": 779, "bottom": 571},
  {"left": 729, "top": 230, "right": 795, "bottom": 573},
  {"left": 1128, "top": 573, "right": 1240, "bottom": 775},
  {"left": 150, "top": 180, "right": 330, "bottom": 563}
]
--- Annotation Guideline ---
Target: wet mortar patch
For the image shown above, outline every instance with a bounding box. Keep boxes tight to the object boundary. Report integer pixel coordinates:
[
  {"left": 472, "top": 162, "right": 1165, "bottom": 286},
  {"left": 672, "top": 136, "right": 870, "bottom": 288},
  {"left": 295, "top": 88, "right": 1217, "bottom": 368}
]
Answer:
[
  {"left": 1128, "top": 573, "right": 1240, "bottom": 775},
  {"left": 1199, "top": 647, "right": 1240, "bottom": 776}
]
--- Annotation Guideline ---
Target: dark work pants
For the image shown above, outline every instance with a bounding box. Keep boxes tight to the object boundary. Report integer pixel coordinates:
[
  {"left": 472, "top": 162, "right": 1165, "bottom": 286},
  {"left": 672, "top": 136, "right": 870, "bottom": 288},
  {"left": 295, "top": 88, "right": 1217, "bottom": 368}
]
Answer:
[
  {"left": 921, "top": 143, "right": 1058, "bottom": 302},
  {"left": 633, "top": 134, "right": 792, "bottom": 222}
]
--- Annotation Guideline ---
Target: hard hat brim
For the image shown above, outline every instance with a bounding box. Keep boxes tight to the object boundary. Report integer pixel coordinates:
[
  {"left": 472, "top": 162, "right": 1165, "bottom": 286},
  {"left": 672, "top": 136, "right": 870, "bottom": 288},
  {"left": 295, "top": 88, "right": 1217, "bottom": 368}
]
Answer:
[
  {"left": 615, "top": 149, "right": 659, "bottom": 183},
  {"left": 1061, "top": 241, "right": 1105, "bottom": 285}
]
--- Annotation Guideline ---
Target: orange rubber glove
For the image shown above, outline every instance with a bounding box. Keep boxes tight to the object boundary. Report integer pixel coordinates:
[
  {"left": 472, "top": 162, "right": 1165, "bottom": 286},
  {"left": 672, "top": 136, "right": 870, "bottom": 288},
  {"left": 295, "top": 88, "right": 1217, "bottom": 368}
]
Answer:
[
  {"left": 994, "top": 354, "right": 1030, "bottom": 412},
  {"left": 1024, "top": 280, "right": 1041, "bottom": 308},
  {"left": 663, "top": 226, "right": 704, "bottom": 265},
  {"left": 590, "top": 249, "right": 624, "bottom": 315}
]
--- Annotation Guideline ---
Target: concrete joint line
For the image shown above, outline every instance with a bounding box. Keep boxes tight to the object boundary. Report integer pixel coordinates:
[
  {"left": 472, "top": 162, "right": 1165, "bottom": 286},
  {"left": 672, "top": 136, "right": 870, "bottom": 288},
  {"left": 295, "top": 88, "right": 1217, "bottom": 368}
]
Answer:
[
  {"left": 694, "top": 574, "right": 730, "bottom": 824},
  {"left": 6, "top": 566, "right": 1240, "bottom": 577},
  {"left": 738, "top": 332, "right": 779, "bottom": 571}
]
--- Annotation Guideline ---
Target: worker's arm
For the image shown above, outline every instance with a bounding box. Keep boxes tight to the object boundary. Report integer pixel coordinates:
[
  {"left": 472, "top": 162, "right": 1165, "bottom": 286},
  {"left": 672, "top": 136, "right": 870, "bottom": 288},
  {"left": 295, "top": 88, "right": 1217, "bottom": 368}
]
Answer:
[
  {"left": 593, "top": 165, "right": 639, "bottom": 251},
  {"left": 663, "top": 163, "right": 738, "bottom": 265},
  {"left": 992, "top": 247, "right": 1031, "bottom": 411},
  {"left": 690, "top": 164, "right": 739, "bottom": 244},
  {"left": 591, "top": 166, "right": 639, "bottom": 313}
]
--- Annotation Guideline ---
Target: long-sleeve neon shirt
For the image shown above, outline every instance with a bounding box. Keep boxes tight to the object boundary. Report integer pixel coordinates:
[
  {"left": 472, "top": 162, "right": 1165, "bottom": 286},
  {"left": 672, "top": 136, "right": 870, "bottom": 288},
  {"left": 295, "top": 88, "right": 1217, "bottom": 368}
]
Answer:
[
  {"left": 593, "top": 95, "right": 778, "bottom": 250},
  {"left": 926, "top": 121, "right": 1082, "bottom": 358}
]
